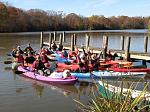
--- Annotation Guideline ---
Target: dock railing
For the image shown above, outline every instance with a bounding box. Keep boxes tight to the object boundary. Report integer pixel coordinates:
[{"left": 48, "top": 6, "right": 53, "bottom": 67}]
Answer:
[{"left": 40, "top": 30, "right": 150, "bottom": 65}]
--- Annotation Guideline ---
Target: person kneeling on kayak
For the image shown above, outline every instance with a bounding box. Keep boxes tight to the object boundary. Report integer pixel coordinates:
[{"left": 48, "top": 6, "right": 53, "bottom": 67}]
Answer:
[{"left": 63, "top": 70, "right": 71, "bottom": 79}]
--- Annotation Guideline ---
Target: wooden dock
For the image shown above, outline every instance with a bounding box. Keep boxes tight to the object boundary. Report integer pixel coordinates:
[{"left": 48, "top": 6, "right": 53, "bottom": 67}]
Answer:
[{"left": 39, "top": 31, "right": 150, "bottom": 65}]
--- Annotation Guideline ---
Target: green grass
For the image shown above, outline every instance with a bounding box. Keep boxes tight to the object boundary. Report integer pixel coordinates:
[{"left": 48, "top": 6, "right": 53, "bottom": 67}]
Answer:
[{"left": 74, "top": 80, "right": 150, "bottom": 112}]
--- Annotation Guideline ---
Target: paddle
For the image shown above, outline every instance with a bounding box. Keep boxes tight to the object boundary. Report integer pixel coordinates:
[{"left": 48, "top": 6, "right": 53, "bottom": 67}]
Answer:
[
  {"left": 15, "top": 70, "right": 25, "bottom": 74},
  {"left": 7, "top": 53, "right": 12, "bottom": 56},
  {"left": 4, "top": 60, "right": 13, "bottom": 64}
]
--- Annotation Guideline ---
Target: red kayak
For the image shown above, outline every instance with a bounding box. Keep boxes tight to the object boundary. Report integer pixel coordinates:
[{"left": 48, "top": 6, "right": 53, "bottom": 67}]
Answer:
[{"left": 56, "top": 63, "right": 80, "bottom": 72}]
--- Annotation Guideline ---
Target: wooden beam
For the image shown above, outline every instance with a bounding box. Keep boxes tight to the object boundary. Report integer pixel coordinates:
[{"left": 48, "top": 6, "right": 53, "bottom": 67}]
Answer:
[
  {"left": 49, "top": 33, "right": 52, "bottom": 49},
  {"left": 71, "top": 34, "right": 74, "bottom": 51},
  {"left": 59, "top": 33, "right": 63, "bottom": 45},
  {"left": 125, "top": 36, "right": 131, "bottom": 61},
  {"left": 85, "top": 34, "right": 90, "bottom": 49},
  {"left": 73, "top": 33, "right": 76, "bottom": 45},
  {"left": 144, "top": 36, "right": 148, "bottom": 53},
  {"left": 53, "top": 31, "right": 56, "bottom": 41},
  {"left": 120, "top": 35, "right": 125, "bottom": 50},
  {"left": 40, "top": 32, "right": 43, "bottom": 49},
  {"left": 62, "top": 31, "right": 65, "bottom": 42}
]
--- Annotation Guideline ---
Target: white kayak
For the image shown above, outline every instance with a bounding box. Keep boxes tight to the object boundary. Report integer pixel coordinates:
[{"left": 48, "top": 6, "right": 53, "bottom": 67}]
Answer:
[{"left": 98, "top": 80, "right": 150, "bottom": 101}]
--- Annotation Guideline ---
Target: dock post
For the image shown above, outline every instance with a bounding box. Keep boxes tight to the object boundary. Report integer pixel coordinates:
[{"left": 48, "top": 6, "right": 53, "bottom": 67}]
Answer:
[
  {"left": 144, "top": 36, "right": 148, "bottom": 53},
  {"left": 40, "top": 32, "right": 43, "bottom": 49},
  {"left": 53, "top": 31, "right": 56, "bottom": 41},
  {"left": 125, "top": 36, "right": 131, "bottom": 61},
  {"left": 85, "top": 34, "right": 90, "bottom": 50},
  {"left": 59, "top": 33, "right": 63, "bottom": 45},
  {"left": 103, "top": 35, "right": 108, "bottom": 47},
  {"left": 49, "top": 33, "right": 52, "bottom": 50},
  {"left": 62, "top": 32, "right": 65, "bottom": 42},
  {"left": 120, "top": 35, "right": 125, "bottom": 50},
  {"left": 73, "top": 34, "right": 76, "bottom": 45},
  {"left": 71, "top": 34, "right": 74, "bottom": 51},
  {"left": 142, "top": 60, "right": 147, "bottom": 66}
]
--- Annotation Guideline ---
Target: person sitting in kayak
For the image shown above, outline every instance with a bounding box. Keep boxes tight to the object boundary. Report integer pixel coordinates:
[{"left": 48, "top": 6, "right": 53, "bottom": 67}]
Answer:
[
  {"left": 63, "top": 70, "right": 71, "bottom": 79},
  {"left": 107, "top": 50, "right": 113, "bottom": 60},
  {"left": 51, "top": 41, "right": 57, "bottom": 51},
  {"left": 78, "top": 55, "right": 89, "bottom": 73},
  {"left": 11, "top": 47, "right": 17, "bottom": 58},
  {"left": 40, "top": 51, "right": 50, "bottom": 64},
  {"left": 68, "top": 51, "right": 78, "bottom": 63},
  {"left": 39, "top": 47, "right": 47, "bottom": 55},
  {"left": 24, "top": 52, "right": 35, "bottom": 65},
  {"left": 61, "top": 48, "right": 68, "bottom": 58},
  {"left": 32, "top": 55, "right": 51, "bottom": 76},
  {"left": 58, "top": 44, "right": 63, "bottom": 51},
  {"left": 24, "top": 43, "right": 34, "bottom": 54},
  {"left": 102, "top": 44, "right": 107, "bottom": 60},
  {"left": 74, "top": 46, "right": 79, "bottom": 55},
  {"left": 15, "top": 51, "right": 24, "bottom": 66},
  {"left": 16, "top": 46, "right": 24, "bottom": 54},
  {"left": 90, "top": 53, "right": 100, "bottom": 70}
]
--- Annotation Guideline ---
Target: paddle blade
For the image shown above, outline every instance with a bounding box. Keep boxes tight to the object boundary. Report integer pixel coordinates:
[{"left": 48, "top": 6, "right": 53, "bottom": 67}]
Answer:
[
  {"left": 15, "top": 71, "right": 24, "bottom": 74},
  {"left": 7, "top": 53, "right": 12, "bottom": 56},
  {"left": 4, "top": 60, "right": 12, "bottom": 64}
]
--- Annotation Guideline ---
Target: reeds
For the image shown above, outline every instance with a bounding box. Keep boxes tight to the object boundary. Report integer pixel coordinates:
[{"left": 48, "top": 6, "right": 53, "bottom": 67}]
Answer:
[{"left": 74, "top": 80, "right": 150, "bottom": 112}]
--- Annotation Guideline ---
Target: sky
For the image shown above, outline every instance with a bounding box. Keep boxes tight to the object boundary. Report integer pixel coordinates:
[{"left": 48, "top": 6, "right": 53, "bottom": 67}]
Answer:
[{"left": 2, "top": 0, "right": 150, "bottom": 17}]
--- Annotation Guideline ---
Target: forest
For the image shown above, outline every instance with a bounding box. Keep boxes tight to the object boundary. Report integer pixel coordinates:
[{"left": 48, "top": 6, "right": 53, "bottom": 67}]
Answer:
[{"left": 0, "top": 1, "right": 150, "bottom": 32}]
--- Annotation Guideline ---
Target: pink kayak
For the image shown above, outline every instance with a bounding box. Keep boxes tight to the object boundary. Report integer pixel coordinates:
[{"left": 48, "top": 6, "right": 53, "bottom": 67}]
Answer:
[{"left": 17, "top": 66, "right": 77, "bottom": 85}]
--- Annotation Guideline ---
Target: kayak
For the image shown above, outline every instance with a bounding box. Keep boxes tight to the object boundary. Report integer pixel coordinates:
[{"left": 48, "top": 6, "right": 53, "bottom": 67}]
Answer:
[
  {"left": 98, "top": 80, "right": 150, "bottom": 101},
  {"left": 56, "top": 63, "right": 80, "bottom": 71},
  {"left": 56, "top": 63, "right": 106, "bottom": 72},
  {"left": 71, "top": 70, "right": 146, "bottom": 78},
  {"left": 53, "top": 70, "right": 146, "bottom": 79},
  {"left": 47, "top": 54, "right": 72, "bottom": 63},
  {"left": 109, "top": 68, "right": 150, "bottom": 72},
  {"left": 17, "top": 66, "right": 77, "bottom": 85}
]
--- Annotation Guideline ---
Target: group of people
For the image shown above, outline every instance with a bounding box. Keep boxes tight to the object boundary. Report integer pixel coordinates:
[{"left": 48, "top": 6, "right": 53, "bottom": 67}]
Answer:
[
  {"left": 12, "top": 42, "right": 118, "bottom": 77},
  {"left": 12, "top": 43, "right": 52, "bottom": 76}
]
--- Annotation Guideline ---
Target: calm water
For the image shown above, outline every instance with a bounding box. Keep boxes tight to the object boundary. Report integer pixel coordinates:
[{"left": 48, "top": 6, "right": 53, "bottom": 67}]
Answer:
[
  {"left": 0, "top": 32, "right": 150, "bottom": 112},
  {"left": 0, "top": 34, "right": 96, "bottom": 112}
]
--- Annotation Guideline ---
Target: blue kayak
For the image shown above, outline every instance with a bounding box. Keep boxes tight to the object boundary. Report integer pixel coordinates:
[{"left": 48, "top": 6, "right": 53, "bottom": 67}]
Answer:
[
  {"left": 47, "top": 53, "right": 71, "bottom": 63},
  {"left": 52, "top": 70, "right": 146, "bottom": 79}
]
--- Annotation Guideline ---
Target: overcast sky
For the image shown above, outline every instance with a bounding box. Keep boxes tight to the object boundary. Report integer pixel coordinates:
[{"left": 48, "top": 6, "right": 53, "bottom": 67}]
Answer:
[{"left": 3, "top": 0, "right": 150, "bottom": 17}]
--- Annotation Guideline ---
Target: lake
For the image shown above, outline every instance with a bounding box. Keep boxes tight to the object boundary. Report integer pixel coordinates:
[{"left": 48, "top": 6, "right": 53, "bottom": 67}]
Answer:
[{"left": 0, "top": 31, "right": 150, "bottom": 112}]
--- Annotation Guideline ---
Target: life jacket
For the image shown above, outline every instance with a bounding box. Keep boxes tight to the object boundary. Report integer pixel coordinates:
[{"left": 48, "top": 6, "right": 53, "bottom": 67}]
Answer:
[
  {"left": 41, "top": 55, "right": 48, "bottom": 63},
  {"left": 16, "top": 55, "right": 24, "bottom": 63},
  {"left": 32, "top": 60, "right": 45, "bottom": 70},
  {"left": 62, "top": 51, "right": 68, "bottom": 58}
]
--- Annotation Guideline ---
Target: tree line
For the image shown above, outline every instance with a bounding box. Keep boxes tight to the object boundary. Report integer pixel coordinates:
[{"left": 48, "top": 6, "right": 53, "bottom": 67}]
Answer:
[{"left": 0, "top": 1, "right": 150, "bottom": 33}]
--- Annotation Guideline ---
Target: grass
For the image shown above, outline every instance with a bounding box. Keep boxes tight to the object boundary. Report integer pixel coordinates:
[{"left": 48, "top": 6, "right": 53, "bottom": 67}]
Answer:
[{"left": 74, "top": 80, "right": 150, "bottom": 112}]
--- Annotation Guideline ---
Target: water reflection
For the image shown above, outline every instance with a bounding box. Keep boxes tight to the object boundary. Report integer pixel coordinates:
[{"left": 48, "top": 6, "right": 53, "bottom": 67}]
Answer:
[
  {"left": 32, "top": 82, "right": 44, "bottom": 98},
  {"left": 18, "top": 76, "right": 79, "bottom": 97},
  {"left": 4, "top": 66, "right": 12, "bottom": 71}
]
